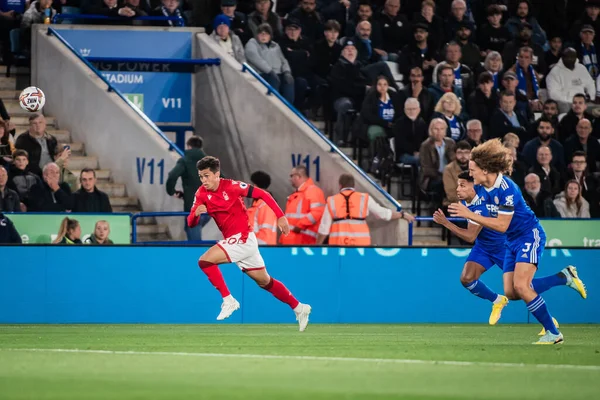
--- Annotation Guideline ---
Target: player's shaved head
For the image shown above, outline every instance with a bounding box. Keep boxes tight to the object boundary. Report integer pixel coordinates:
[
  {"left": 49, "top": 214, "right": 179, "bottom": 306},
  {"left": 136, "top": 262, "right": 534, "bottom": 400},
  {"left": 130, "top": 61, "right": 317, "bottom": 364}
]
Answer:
[{"left": 197, "top": 156, "right": 220, "bottom": 173}]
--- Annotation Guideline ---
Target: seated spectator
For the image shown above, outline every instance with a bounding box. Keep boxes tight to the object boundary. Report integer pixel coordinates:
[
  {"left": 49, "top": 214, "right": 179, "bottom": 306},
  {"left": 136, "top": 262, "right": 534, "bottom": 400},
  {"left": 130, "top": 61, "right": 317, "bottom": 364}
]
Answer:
[
  {"left": 431, "top": 41, "right": 475, "bottom": 97},
  {"left": 506, "top": 144, "right": 527, "bottom": 188},
  {"left": 14, "top": 114, "right": 60, "bottom": 177},
  {"left": 0, "top": 119, "right": 14, "bottom": 161},
  {"left": 444, "top": 0, "right": 475, "bottom": 44},
  {"left": 0, "top": 165, "right": 20, "bottom": 212},
  {"left": 211, "top": 14, "right": 246, "bottom": 64},
  {"left": 28, "top": 163, "right": 74, "bottom": 212},
  {"left": 478, "top": 5, "right": 510, "bottom": 58},
  {"left": 73, "top": 168, "right": 112, "bottom": 213},
  {"left": 150, "top": 0, "right": 187, "bottom": 26},
  {"left": 374, "top": 0, "right": 409, "bottom": 60},
  {"left": 53, "top": 217, "right": 82, "bottom": 244},
  {"left": 280, "top": 18, "right": 312, "bottom": 111},
  {"left": 398, "top": 66, "right": 435, "bottom": 122},
  {"left": 465, "top": 119, "right": 484, "bottom": 148},
  {"left": 7, "top": 149, "right": 40, "bottom": 208},
  {"left": 528, "top": 99, "right": 561, "bottom": 142},
  {"left": 419, "top": 118, "right": 456, "bottom": 197},
  {"left": 558, "top": 94, "right": 597, "bottom": 144},
  {"left": 245, "top": 24, "right": 295, "bottom": 104},
  {"left": 398, "top": 22, "right": 440, "bottom": 86},
  {"left": 482, "top": 51, "right": 503, "bottom": 90},
  {"left": 393, "top": 98, "right": 427, "bottom": 166},
  {"left": 82, "top": 0, "right": 122, "bottom": 19},
  {"left": 455, "top": 21, "right": 480, "bottom": 73},
  {"left": 567, "top": 151, "right": 600, "bottom": 217},
  {"left": 344, "top": 1, "right": 380, "bottom": 46},
  {"left": 502, "top": 21, "right": 546, "bottom": 76},
  {"left": 546, "top": 48, "right": 596, "bottom": 113},
  {"left": 522, "top": 172, "right": 560, "bottom": 217},
  {"left": 522, "top": 116, "right": 565, "bottom": 169},
  {"left": 248, "top": 0, "right": 283, "bottom": 41},
  {"left": 442, "top": 140, "right": 471, "bottom": 206},
  {"left": 500, "top": 70, "right": 534, "bottom": 124},
  {"left": 489, "top": 90, "right": 529, "bottom": 142},
  {"left": 577, "top": 25, "right": 600, "bottom": 80},
  {"left": 219, "top": 0, "right": 251, "bottom": 45},
  {"left": 428, "top": 64, "right": 465, "bottom": 109},
  {"left": 20, "top": 0, "right": 56, "bottom": 48},
  {"left": 529, "top": 145, "right": 562, "bottom": 195},
  {"left": 502, "top": 132, "right": 521, "bottom": 150},
  {"left": 433, "top": 92, "right": 467, "bottom": 141},
  {"left": 84, "top": 220, "right": 114, "bottom": 245},
  {"left": 467, "top": 72, "right": 499, "bottom": 135},
  {"left": 413, "top": 0, "right": 444, "bottom": 52},
  {"left": 545, "top": 34, "right": 563, "bottom": 70},
  {"left": 571, "top": 0, "right": 600, "bottom": 48},
  {"left": 564, "top": 119, "right": 600, "bottom": 173},
  {"left": 318, "top": 0, "right": 350, "bottom": 34},
  {"left": 361, "top": 76, "right": 401, "bottom": 142},
  {"left": 507, "top": 46, "right": 543, "bottom": 112},
  {"left": 287, "top": 0, "right": 324, "bottom": 45},
  {"left": 505, "top": 0, "right": 547, "bottom": 50},
  {"left": 0, "top": 212, "right": 21, "bottom": 244},
  {"left": 351, "top": 20, "right": 383, "bottom": 65},
  {"left": 312, "top": 19, "right": 342, "bottom": 81},
  {"left": 122, "top": 0, "right": 150, "bottom": 26},
  {"left": 554, "top": 180, "right": 591, "bottom": 218}
]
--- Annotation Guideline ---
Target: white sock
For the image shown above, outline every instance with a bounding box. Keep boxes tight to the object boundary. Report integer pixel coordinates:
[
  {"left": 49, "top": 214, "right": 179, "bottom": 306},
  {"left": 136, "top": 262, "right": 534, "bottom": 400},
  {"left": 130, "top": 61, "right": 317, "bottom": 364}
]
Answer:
[
  {"left": 293, "top": 303, "right": 303, "bottom": 313},
  {"left": 492, "top": 295, "right": 503, "bottom": 304},
  {"left": 223, "top": 294, "right": 234, "bottom": 302}
]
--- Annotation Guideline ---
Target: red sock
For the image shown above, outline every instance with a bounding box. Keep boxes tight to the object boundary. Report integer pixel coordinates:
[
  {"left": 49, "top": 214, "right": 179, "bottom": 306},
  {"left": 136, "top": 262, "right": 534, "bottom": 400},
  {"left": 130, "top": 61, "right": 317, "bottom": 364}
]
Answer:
[
  {"left": 198, "top": 260, "right": 231, "bottom": 298},
  {"left": 263, "top": 277, "right": 300, "bottom": 309}
]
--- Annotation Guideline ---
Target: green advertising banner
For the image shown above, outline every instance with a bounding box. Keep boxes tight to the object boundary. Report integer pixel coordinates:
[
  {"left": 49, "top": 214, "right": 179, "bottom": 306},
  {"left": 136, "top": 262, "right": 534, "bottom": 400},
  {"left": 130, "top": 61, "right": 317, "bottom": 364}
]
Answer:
[
  {"left": 9, "top": 214, "right": 131, "bottom": 244},
  {"left": 540, "top": 219, "right": 600, "bottom": 248}
]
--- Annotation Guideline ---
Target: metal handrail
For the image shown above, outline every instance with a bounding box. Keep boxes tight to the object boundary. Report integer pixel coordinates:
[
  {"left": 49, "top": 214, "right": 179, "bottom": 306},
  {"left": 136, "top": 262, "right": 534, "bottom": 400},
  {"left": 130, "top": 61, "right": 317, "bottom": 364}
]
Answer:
[
  {"left": 407, "top": 216, "right": 466, "bottom": 246},
  {"left": 52, "top": 13, "right": 184, "bottom": 24},
  {"left": 46, "top": 27, "right": 185, "bottom": 157},
  {"left": 85, "top": 56, "right": 220, "bottom": 66},
  {"left": 240, "top": 63, "right": 402, "bottom": 211}
]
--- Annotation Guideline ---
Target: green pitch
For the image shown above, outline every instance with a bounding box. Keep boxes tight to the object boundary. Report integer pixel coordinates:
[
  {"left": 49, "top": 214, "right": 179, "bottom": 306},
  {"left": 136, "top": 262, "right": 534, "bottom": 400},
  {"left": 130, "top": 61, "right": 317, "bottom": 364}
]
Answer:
[{"left": 1, "top": 324, "right": 599, "bottom": 400}]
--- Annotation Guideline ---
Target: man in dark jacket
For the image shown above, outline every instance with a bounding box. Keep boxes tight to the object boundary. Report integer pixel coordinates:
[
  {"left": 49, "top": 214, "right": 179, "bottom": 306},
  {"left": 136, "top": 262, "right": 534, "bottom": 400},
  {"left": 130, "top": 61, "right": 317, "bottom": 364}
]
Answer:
[
  {"left": 7, "top": 150, "right": 40, "bottom": 208},
  {"left": 287, "top": 0, "right": 324, "bottom": 45},
  {"left": 166, "top": 136, "right": 207, "bottom": 241},
  {"left": 398, "top": 23, "right": 440, "bottom": 86},
  {"left": 14, "top": 114, "right": 59, "bottom": 177},
  {"left": 72, "top": 168, "right": 112, "bottom": 213},
  {"left": 220, "top": 0, "right": 251, "bottom": 44},
  {"left": 393, "top": 97, "right": 427, "bottom": 165},
  {"left": 28, "top": 163, "right": 74, "bottom": 212},
  {"left": 0, "top": 213, "right": 22, "bottom": 244},
  {"left": 467, "top": 71, "right": 499, "bottom": 136},
  {"left": 374, "top": 0, "right": 409, "bottom": 58},
  {"left": 523, "top": 173, "right": 561, "bottom": 218},
  {"left": 352, "top": 20, "right": 383, "bottom": 65},
  {"left": 488, "top": 89, "right": 529, "bottom": 142},
  {"left": 564, "top": 119, "right": 600, "bottom": 173},
  {"left": 312, "top": 19, "right": 342, "bottom": 80},
  {"left": 0, "top": 165, "right": 20, "bottom": 212}
]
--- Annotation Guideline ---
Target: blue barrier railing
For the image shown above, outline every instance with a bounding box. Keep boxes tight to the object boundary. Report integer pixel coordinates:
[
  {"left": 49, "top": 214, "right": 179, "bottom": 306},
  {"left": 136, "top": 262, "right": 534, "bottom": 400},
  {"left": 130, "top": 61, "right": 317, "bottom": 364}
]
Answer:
[
  {"left": 85, "top": 57, "right": 220, "bottom": 66},
  {"left": 131, "top": 211, "right": 215, "bottom": 245},
  {"left": 52, "top": 14, "right": 184, "bottom": 24},
  {"left": 407, "top": 216, "right": 466, "bottom": 246},
  {"left": 240, "top": 63, "right": 402, "bottom": 212},
  {"left": 46, "top": 27, "right": 185, "bottom": 157}
]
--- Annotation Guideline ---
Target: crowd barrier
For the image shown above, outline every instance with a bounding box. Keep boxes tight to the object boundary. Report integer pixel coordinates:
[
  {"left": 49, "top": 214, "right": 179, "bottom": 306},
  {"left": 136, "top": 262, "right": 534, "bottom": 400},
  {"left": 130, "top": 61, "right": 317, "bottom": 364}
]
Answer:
[{"left": 0, "top": 246, "right": 598, "bottom": 324}]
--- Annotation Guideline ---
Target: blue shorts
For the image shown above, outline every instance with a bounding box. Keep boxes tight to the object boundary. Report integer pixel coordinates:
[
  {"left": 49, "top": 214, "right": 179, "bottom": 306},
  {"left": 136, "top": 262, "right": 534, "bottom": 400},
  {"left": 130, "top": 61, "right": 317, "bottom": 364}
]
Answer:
[
  {"left": 502, "top": 226, "right": 546, "bottom": 273},
  {"left": 467, "top": 245, "right": 505, "bottom": 271}
]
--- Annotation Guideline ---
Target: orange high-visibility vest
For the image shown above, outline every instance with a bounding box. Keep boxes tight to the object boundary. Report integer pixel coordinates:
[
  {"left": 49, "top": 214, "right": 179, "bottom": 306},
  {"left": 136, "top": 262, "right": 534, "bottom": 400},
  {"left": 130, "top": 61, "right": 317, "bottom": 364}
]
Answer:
[
  {"left": 326, "top": 189, "right": 371, "bottom": 246},
  {"left": 280, "top": 178, "right": 325, "bottom": 245},
  {"left": 247, "top": 198, "right": 278, "bottom": 245}
]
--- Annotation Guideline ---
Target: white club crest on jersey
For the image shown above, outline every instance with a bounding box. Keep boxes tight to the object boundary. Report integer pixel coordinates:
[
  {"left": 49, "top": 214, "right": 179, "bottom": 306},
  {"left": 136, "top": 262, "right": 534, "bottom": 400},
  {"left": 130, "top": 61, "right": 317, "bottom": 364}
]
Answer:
[
  {"left": 208, "top": 194, "right": 212, "bottom": 200},
  {"left": 222, "top": 191, "right": 229, "bottom": 201}
]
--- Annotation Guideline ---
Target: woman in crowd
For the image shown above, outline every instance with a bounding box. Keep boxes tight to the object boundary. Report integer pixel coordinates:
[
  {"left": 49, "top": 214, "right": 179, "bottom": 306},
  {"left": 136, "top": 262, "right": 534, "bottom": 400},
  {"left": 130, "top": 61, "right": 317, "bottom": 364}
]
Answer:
[
  {"left": 433, "top": 92, "right": 466, "bottom": 141},
  {"left": 53, "top": 217, "right": 82, "bottom": 244},
  {"left": 483, "top": 51, "right": 503, "bottom": 90},
  {"left": 360, "top": 76, "right": 402, "bottom": 142},
  {"left": 84, "top": 220, "right": 114, "bottom": 245},
  {"left": 553, "top": 180, "right": 591, "bottom": 218}
]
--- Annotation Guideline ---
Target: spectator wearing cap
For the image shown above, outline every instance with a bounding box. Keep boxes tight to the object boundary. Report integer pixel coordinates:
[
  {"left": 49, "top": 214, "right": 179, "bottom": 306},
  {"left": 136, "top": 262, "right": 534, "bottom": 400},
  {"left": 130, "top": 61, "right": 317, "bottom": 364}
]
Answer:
[
  {"left": 0, "top": 213, "right": 21, "bottom": 244},
  {"left": 373, "top": 0, "right": 409, "bottom": 60},
  {"left": 489, "top": 90, "right": 530, "bottom": 142},
  {"left": 577, "top": 24, "right": 600, "bottom": 80},
  {"left": 478, "top": 4, "right": 511, "bottom": 57},
  {"left": 287, "top": 0, "right": 324, "bottom": 45},
  {"left": 280, "top": 18, "right": 312, "bottom": 111},
  {"left": 219, "top": 0, "right": 251, "bottom": 45},
  {"left": 150, "top": 0, "right": 187, "bottom": 27},
  {"left": 412, "top": 0, "right": 444, "bottom": 52},
  {"left": 547, "top": 48, "right": 596, "bottom": 114},
  {"left": 545, "top": 34, "right": 563, "bottom": 70},
  {"left": 500, "top": 70, "right": 534, "bottom": 124},
  {"left": 571, "top": 0, "right": 600, "bottom": 49},
  {"left": 211, "top": 14, "right": 246, "bottom": 63},
  {"left": 502, "top": 20, "right": 547, "bottom": 76},
  {"left": 506, "top": 46, "right": 543, "bottom": 112},
  {"left": 398, "top": 22, "right": 440, "bottom": 86},
  {"left": 431, "top": 41, "right": 475, "bottom": 98},
  {"left": 505, "top": 1, "right": 547, "bottom": 49},
  {"left": 467, "top": 72, "right": 499, "bottom": 136},
  {"left": 312, "top": 19, "right": 342, "bottom": 81},
  {"left": 245, "top": 23, "right": 295, "bottom": 104},
  {"left": 248, "top": 0, "right": 283, "bottom": 41},
  {"left": 454, "top": 20, "right": 480, "bottom": 73},
  {"left": 444, "top": 0, "right": 475, "bottom": 44}
]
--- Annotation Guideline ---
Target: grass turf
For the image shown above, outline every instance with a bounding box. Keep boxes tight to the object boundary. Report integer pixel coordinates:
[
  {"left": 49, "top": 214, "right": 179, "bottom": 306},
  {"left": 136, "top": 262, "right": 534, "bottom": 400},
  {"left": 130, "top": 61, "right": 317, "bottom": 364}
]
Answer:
[{"left": 0, "top": 324, "right": 599, "bottom": 400}]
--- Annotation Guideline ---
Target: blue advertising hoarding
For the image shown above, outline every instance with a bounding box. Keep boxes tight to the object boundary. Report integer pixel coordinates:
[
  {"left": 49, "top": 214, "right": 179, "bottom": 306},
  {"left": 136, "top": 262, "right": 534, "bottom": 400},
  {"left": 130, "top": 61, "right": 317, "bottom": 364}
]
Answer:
[{"left": 54, "top": 29, "right": 192, "bottom": 123}]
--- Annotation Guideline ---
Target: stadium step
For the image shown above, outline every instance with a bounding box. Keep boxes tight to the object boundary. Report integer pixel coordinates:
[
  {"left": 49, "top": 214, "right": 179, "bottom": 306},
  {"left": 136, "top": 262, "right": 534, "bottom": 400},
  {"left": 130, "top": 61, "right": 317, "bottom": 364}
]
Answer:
[
  {"left": 136, "top": 233, "right": 171, "bottom": 242},
  {"left": 67, "top": 155, "right": 98, "bottom": 170},
  {"left": 96, "top": 182, "right": 126, "bottom": 198},
  {"left": 0, "top": 77, "right": 16, "bottom": 90},
  {"left": 109, "top": 197, "right": 140, "bottom": 207},
  {"left": 136, "top": 224, "right": 168, "bottom": 235},
  {"left": 0, "top": 90, "right": 20, "bottom": 99},
  {"left": 11, "top": 116, "right": 57, "bottom": 126},
  {"left": 47, "top": 129, "right": 71, "bottom": 143},
  {"left": 71, "top": 169, "right": 111, "bottom": 182}
]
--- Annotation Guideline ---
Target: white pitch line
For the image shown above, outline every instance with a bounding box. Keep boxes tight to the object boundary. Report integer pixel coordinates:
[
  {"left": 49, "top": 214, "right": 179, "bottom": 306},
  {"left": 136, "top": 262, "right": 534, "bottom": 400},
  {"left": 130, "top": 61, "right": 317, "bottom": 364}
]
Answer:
[{"left": 3, "top": 348, "right": 600, "bottom": 371}]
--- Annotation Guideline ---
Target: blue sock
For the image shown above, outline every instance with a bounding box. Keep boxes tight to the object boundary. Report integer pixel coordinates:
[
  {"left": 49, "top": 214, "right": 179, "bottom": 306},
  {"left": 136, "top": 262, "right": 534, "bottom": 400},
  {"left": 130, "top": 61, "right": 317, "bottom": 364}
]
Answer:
[
  {"left": 464, "top": 280, "right": 499, "bottom": 302},
  {"left": 527, "top": 295, "right": 559, "bottom": 335},
  {"left": 531, "top": 273, "right": 567, "bottom": 294}
]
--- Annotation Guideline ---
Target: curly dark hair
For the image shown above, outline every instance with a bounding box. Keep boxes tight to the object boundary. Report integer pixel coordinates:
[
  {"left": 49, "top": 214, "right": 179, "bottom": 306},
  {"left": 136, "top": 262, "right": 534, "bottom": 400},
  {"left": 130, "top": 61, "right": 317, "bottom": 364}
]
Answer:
[
  {"left": 196, "top": 156, "right": 220, "bottom": 173},
  {"left": 470, "top": 139, "right": 511, "bottom": 174}
]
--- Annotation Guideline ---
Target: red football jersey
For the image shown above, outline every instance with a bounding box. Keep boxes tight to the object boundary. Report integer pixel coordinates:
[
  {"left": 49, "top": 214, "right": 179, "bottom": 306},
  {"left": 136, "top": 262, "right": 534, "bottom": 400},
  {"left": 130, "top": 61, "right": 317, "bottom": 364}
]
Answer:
[{"left": 190, "top": 178, "right": 252, "bottom": 239}]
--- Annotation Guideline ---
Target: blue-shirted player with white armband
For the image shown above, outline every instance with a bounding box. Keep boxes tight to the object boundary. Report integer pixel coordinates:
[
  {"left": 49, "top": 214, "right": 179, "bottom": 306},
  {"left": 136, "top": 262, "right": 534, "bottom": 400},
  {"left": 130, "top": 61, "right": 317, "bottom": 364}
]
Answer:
[{"left": 448, "top": 140, "right": 587, "bottom": 344}]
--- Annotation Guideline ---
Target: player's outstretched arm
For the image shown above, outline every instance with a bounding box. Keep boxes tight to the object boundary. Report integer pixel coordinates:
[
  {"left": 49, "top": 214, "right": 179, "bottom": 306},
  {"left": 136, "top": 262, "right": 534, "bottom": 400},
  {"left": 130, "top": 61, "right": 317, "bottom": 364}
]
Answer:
[
  {"left": 448, "top": 202, "right": 512, "bottom": 233},
  {"left": 433, "top": 208, "right": 481, "bottom": 243}
]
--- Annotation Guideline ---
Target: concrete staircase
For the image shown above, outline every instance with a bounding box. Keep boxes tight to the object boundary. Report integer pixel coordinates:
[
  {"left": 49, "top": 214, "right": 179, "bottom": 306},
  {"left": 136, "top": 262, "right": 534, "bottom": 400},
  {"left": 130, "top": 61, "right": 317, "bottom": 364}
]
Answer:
[{"left": 1, "top": 73, "right": 168, "bottom": 242}]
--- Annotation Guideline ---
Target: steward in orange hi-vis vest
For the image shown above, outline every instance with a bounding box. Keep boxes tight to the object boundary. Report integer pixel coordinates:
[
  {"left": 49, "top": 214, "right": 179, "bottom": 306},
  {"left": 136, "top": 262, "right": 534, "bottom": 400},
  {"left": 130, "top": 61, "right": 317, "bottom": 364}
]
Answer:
[
  {"left": 247, "top": 198, "right": 278, "bottom": 245},
  {"left": 326, "top": 189, "right": 371, "bottom": 246}
]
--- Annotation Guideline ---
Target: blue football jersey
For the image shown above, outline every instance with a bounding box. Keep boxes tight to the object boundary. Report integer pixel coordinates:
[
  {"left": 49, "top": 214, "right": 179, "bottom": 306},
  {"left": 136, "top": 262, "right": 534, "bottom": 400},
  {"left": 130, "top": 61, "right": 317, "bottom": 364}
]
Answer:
[
  {"left": 474, "top": 174, "right": 540, "bottom": 242},
  {"left": 462, "top": 195, "right": 505, "bottom": 249}
]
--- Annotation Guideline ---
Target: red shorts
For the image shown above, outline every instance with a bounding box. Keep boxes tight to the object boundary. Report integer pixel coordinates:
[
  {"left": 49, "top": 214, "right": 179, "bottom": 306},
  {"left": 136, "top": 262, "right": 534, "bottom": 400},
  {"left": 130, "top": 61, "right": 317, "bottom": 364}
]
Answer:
[{"left": 217, "top": 232, "right": 265, "bottom": 271}]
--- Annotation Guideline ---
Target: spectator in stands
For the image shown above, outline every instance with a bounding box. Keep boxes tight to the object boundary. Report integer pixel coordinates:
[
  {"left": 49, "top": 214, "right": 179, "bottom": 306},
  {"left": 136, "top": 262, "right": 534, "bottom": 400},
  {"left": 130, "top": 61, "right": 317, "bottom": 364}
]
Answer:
[
  {"left": 53, "top": 217, "right": 82, "bottom": 244},
  {"left": 220, "top": 0, "right": 251, "bottom": 45},
  {"left": 455, "top": 21, "right": 480, "bottom": 73},
  {"left": 7, "top": 149, "right": 39, "bottom": 209},
  {"left": 393, "top": 97, "right": 427, "bottom": 166},
  {"left": 351, "top": 20, "right": 384, "bottom": 65},
  {"left": 523, "top": 116, "right": 565, "bottom": 169},
  {"left": 571, "top": 0, "right": 600, "bottom": 49},
  {"left": 28, "top": 163, "right": 73, "bottom": 212},
  {"left": 554, "top": 180, "right": 591, "bottom": 218},
  {"left": 280, "top": 18, "right": 312, "bottom": 112},
  {"left": 545, "top": 34, "right": 563, "bottom": 70},
  {"left": 72, "top": 168, "right": 112, "bottom": 213},
  {"left": 528, "top": 99, "right": 561, "bottom": 143},
  {"left": 398, "top": 66, "right": 435, "bottom": 122},
  {"left": 122, "top": 0, "right": 150, "bottom": 25},
  {"left": 489, "top": 90, "right": 529, "bottom": 141},
  {"left": 507, "top": 46, "right": 543, "bottom": 112},
  {"left": 0, "top": 165, "right": 19, "bottom": 212},
  {"left": 398, "top": 22, "right": 439, "bottom": 86},
  {"left": 445, "top": 0, "right": 475, "bottom": 44},
  {"left": 151, "top": 0, "right": 188, "bottom": 26},
  {"left": 245, "top": 23, "right": 295, "bottom": 104},
  {"left": 247, "top": 170, "right": 277, "bottom": 245},
  {"left": 500, "top": 70, "right": 534, "bottom": 124},
  {"left": 558, "top": 94, "right": 596, "bottom": 143},
  {"left": 432, "top": 41, "right": 475, "bottom": 97},
  {"left": 506, "top": 144, "right": 527, "bottom": 188},
  {"left": 0, "top": 212, "right": 21, "bottom": 244},
  {"left": 465, "top": 119, "right": 484, "bottom": 146},
  {"left": 577, "top": 25, "right": 600, "bottom": 80},
  {"left": 361, "top": 76, "right": 401, "bottom": 142},
  {"left": 83, "top": 0, "right": 143, "bottom": 24},
  {"left": 287, "top": 0, "right": 324, "bottom": 45},
  {"left": 567, "top": 151, "right": 600, "bottom": 217},
  {"left": 318, "top": 0, "right": 351, "bottom": 34},
  {"left": 312, "top": 19, "right": 342, "bottom": 80},
  {"left": 442, "top": 140, "right": 471, "bottom": 206},
  {"left": 564, "top": 119, "right": 600, "bottom": 173},
  {"left": 502, "top": 21, "right": 546, "bottom": 75},
  {"left": 15, "top": 114, "right": 60, "bottom": 177},
  {"left": 502, "top": 132, "right": 521, "bottom": 152},
  {"left": 0, "top": 4, "right": 20, "bottom": 67},
  {"left": 478, "top": 5, "right": 510, "bottom": 57},
  {"left": 0, "top": 120, "right": 14, "bottom": 162},
  {"left": 529, "top": 145, "right": 562, "bottom": 195},
  {"left": 166, "top": 136, "right": 206, "bottom": 241},
  {"left": 344, "top": 1, "right": 379, "bottom": 43},
  {"left": 546, "top": 48, "right": 596, "bottom": 113},
  {"left": 433, "top": 92, "right": 467, "bottom": 141},
  {"left": 84, "top": 220, "right": 114, "bottom": 244},
  {"left": 211, "top": 14, "right": 246, "bottom": 63},
  {"left": 505, "top": 0, "right": 547, "bottom": 49},
  {"left": 374, "top": 0, "right": 409, "bottom": 60},
  {"left": 467, "top": 72, "right": 499, "bottom": 136},
  {"left": 248, "top": 0, "right": 283, "bottom": 41},
  {"left": 522, "top": 172, "right": 560, "bottom": 217},
  {"left": 413, "top": 0, "right": 444, "bottom": 52},
  {"left": 20, "top": 0, "right": 56, "bottom": 48},
  {"left": 428, "top": 64, "right": 466, "bottom": 110},
  {"left": 482, "top": 51, "right": 503, "bottom": 90},
  {"left": 419, "top": 118, "right": 456, "bottom": 196}
]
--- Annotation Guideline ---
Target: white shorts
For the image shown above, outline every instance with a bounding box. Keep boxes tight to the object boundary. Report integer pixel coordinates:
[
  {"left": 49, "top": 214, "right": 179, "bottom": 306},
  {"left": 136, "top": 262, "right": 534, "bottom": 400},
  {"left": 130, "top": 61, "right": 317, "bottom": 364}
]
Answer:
[{"left": 217, "top": 232, "right": 265, "bottom": 271}]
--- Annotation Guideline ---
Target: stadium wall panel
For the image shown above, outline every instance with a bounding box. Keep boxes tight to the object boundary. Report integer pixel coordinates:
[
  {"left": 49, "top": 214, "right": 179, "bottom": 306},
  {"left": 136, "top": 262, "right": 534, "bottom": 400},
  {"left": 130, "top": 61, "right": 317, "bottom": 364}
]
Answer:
[{"left": 1, "top": 247, "right": 598, "bottom": 324}]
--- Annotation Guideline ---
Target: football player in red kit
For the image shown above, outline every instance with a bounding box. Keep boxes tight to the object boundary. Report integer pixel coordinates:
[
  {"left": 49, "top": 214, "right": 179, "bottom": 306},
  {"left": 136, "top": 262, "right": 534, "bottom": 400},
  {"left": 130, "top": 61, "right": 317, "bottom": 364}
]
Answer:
[{"left": 188, "top": 156, "right": 312, "bottom": 331}]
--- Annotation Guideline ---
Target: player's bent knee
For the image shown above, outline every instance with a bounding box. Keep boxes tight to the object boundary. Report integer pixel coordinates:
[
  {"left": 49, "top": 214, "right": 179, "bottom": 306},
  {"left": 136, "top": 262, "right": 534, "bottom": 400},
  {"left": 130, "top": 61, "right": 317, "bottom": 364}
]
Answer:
[{"left": 513, "top": 281, "right": 532, "bottom": 297}]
